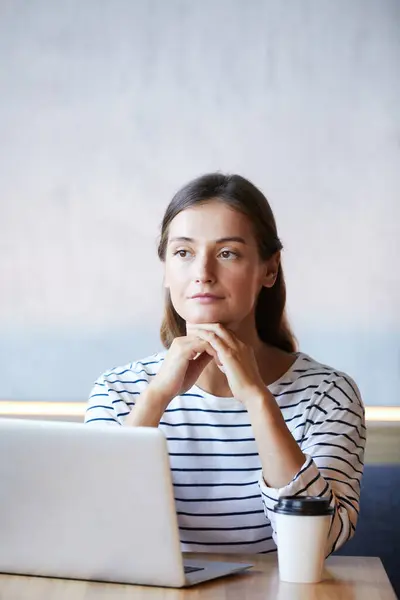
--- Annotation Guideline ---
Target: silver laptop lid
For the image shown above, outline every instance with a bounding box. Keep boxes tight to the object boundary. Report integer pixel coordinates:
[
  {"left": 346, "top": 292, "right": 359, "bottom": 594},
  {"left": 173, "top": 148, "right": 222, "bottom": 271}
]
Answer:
[{"left": 0, "top": 418, "right": 186, "bottom": 586}]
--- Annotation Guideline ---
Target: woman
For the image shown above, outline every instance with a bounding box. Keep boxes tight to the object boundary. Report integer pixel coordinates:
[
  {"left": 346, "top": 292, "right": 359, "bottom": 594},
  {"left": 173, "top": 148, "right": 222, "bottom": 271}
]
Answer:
[{"left": 85, "top": 173, "right": 366, "bottom": 556}]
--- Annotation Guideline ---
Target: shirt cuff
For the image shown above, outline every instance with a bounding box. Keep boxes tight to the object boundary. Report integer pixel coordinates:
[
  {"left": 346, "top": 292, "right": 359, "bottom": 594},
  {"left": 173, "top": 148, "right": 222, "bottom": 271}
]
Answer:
[{"left": 258, "top": 454, "right": 330, "bottom": 511}]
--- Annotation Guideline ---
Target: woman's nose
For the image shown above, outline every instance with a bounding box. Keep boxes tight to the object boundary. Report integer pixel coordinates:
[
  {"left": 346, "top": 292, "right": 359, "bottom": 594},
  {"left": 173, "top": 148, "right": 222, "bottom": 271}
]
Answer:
[
  {"left": 193, "top": 255, "right": 215, "bottom": 284},
  {"left": 195, "top": 275, "right": 214, "bottom": 284}
]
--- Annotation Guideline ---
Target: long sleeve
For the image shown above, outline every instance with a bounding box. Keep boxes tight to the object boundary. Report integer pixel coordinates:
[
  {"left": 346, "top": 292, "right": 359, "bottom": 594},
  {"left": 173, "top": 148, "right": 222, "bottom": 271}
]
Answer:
[
  {"left": 258, "top": 374, "right": 366, "bottom": 555},
  {"left": 84, "top": 356, "right": 162, "bottom": 425},
  {"left": 85, "top": 375, "right": 122, "bottom": 425}
]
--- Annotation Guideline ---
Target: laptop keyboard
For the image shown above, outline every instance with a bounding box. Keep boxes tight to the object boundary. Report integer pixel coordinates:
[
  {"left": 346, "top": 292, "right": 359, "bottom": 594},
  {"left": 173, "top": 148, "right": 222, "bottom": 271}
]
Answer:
[{"left": 184, "top": 565, "right": 205, "bottom": 574}]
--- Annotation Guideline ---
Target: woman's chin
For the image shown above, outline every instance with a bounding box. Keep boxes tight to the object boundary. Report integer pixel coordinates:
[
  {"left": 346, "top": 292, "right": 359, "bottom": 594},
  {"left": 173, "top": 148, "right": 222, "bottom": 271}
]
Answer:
[{"left": 185, "top": 307, "right": 232, "bottom": 325}]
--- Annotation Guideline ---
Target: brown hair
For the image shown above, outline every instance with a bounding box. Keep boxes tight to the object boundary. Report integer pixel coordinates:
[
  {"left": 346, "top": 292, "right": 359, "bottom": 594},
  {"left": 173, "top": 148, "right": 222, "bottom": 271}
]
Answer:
[{"left": 157, "top": 173, "right": 297, "bottom": 353}]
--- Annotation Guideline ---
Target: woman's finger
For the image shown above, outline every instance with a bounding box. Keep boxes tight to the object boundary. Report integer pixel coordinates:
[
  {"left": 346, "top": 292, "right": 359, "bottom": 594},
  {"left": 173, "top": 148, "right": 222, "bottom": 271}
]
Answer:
[
  {"left": 185, "top": 336, "right": 219, "bottom": 362},
  {"left": 189, "top": 328, "right": 232, "bottom": 366}
]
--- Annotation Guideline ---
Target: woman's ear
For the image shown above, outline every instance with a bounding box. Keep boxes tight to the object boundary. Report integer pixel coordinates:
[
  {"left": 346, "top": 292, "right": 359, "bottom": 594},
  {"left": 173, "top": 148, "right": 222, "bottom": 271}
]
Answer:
[{"left": 261, "top": 251, "right": 280, "bottom": 288}]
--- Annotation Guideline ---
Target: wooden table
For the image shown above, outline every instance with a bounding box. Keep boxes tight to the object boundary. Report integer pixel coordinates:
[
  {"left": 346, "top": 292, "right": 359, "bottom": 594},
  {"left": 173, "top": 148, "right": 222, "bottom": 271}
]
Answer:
[{"left": 0, "top": 553, "right": 396, "bottom": 599}]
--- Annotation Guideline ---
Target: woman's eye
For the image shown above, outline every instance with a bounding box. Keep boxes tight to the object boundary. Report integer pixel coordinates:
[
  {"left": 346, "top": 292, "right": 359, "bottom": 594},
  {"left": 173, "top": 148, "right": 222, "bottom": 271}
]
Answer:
[
  {"left": 219, "top": 250, "right": 237, "bottom": 259},
  {"left": 174, "top": 249, "right": 190, "bottom": 258}
]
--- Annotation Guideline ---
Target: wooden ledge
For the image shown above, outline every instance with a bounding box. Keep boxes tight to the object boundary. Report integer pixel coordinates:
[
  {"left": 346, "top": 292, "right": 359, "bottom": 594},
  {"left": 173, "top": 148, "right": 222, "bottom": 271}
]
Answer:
[{"left": 0, "top": 402, "right": 399, "bottom": 422}]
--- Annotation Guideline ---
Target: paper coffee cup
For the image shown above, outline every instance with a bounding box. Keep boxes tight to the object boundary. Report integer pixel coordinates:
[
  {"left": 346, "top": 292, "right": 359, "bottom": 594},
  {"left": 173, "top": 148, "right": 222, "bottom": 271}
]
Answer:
[{"left": 273, "top": 496, "right": 334, "bottom": 583}]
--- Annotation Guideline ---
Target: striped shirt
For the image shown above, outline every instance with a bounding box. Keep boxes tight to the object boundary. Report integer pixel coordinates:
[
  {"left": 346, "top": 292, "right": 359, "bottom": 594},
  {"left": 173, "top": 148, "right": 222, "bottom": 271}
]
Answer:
[{"left": 85, "top": 351, "right": 366, "bottom": 555}]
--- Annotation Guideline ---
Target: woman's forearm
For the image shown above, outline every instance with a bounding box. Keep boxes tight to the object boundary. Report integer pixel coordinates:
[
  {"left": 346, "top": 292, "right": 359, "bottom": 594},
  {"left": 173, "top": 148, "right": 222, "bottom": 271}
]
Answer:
[
  {"left": 246, "top": 390, "right": 306, "bottom": 489},
  {"left": 124, "top": 386, "right": 170, "bottom": 427}
]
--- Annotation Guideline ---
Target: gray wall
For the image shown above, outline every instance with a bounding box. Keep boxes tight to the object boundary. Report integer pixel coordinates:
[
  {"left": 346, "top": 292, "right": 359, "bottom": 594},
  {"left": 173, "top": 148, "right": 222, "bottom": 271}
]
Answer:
[{"left": 1, "top": 0, "right": 399, "bottom": 404}]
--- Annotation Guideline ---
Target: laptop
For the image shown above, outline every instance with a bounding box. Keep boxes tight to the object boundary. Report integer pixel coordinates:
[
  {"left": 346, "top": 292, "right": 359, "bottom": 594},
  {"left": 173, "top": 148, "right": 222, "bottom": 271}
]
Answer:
[{"left": 0, "top": 418, "right": 252, "bottom": 587}]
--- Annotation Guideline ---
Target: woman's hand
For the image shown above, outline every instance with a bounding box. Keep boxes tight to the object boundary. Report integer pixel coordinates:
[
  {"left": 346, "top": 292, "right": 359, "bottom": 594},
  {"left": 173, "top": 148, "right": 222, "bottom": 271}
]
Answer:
[
  {"left": 148, "top": 335, "right": 218, "bottom": 407},
  {"left": 186, "top": 323, "right": 266, "bottom": 406}
]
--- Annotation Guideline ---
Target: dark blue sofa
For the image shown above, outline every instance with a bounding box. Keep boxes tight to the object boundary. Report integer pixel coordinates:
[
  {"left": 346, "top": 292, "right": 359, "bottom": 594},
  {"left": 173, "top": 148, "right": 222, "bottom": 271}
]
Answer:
[{"left": 334, "top": 464, "right": 400, "bottom": 597}]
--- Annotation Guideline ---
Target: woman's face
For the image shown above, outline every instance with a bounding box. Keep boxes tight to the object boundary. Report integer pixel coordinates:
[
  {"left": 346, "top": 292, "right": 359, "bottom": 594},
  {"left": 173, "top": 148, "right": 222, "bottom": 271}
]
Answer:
[{"left": 164, "top": 201, "right": 278, "bottom": 329}]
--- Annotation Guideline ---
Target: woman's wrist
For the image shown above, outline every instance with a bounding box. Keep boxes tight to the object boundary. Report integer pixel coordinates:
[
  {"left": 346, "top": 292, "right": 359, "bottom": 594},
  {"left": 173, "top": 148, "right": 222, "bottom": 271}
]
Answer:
[
  {"left": 125, "top": 385, "right": 171, "bottom": 427},
  {"left": 244, "top": 387, "right": 282, "bottom": 422}
]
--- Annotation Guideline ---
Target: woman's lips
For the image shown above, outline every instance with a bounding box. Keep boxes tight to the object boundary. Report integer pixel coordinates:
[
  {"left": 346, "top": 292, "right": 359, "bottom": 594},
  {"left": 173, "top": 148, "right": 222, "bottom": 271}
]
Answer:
[{"left": 190, "top": 295, "right": 224, "bottom": 304}]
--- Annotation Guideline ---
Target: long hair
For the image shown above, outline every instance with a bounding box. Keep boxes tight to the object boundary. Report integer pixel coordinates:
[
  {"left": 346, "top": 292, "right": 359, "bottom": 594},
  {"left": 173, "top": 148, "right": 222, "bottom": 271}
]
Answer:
[{"left": 157, "top": 173, "right": 297, "bottom": 353}]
